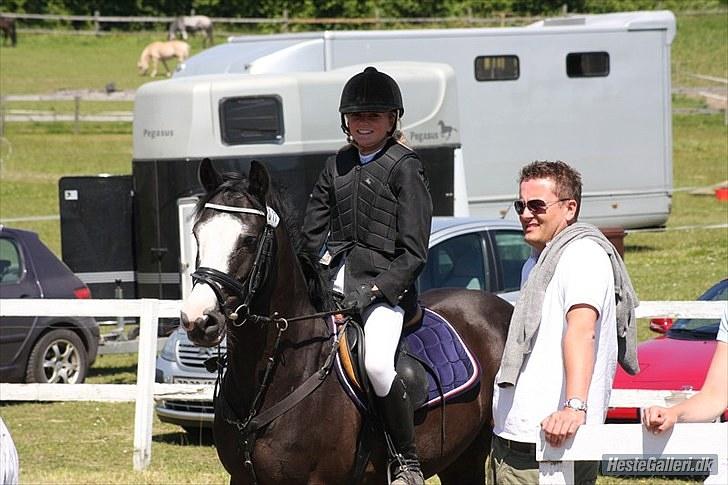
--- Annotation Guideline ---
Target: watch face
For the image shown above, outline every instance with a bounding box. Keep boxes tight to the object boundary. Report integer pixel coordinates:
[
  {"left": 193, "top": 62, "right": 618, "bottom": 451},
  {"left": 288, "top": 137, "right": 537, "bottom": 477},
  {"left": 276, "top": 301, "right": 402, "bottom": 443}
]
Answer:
[{"left": 566, "top": 398, "right": 586, "bottom": 411}]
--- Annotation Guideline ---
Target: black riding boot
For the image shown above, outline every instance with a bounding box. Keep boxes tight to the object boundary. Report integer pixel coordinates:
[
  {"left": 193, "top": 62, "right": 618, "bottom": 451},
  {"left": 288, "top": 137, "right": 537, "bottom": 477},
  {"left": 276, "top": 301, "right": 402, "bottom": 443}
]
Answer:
[{"left": 377, "top": 377, "right": 425, "bottom": 485}]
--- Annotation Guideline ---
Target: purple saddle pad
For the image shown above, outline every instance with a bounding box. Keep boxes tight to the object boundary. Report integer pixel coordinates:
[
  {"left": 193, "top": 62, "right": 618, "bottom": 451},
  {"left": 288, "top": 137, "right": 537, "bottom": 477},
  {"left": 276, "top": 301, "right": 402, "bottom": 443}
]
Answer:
[
  {"left": 333, "top": 308, "right": 480, "bottom": 411},
  {"left": 403, "top": 308, "right": 480, "bottom": 408}
]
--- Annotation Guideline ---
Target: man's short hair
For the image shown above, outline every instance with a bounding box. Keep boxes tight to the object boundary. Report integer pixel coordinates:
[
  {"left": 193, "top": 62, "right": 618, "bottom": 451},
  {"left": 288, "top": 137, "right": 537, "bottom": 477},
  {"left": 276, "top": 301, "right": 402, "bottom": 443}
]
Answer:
[{"left": 519, "top": 160, "right": 582, "bottom": 218}]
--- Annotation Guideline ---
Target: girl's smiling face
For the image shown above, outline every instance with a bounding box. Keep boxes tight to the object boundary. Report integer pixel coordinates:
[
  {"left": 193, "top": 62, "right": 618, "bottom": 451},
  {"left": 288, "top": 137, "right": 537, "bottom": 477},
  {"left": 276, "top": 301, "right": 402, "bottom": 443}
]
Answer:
[{"left": 346, "top": 111, "right": 395, "bottom": 154}]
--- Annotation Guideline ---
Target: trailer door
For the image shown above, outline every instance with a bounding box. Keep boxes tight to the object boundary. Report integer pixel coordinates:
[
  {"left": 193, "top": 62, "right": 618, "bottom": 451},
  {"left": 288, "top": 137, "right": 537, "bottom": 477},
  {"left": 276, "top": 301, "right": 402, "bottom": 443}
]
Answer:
[{"left": 58, "top": 175, "right": 136, "bottom": 299}]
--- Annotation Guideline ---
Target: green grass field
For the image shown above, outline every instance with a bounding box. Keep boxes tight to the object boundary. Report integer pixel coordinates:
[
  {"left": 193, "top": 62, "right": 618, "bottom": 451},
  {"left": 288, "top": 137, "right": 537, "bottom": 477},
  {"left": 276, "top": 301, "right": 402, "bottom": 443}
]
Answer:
[{"left": 0, "top": 10, "right": 726, "bottom": 485}]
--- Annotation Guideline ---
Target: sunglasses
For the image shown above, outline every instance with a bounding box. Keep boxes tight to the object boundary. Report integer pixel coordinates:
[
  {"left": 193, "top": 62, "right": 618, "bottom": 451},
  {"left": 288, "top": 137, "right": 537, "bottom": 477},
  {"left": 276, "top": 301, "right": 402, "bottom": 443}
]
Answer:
[{"left": 514, "top": 198, "right": 570, "bottom": 215}]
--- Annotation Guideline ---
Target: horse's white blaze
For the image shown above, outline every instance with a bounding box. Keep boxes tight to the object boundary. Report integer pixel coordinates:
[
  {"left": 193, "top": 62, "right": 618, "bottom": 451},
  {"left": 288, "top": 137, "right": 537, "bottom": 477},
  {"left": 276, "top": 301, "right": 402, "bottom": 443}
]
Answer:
[{"left": 181, "top": 213, "right": 251, "bottom": 322}]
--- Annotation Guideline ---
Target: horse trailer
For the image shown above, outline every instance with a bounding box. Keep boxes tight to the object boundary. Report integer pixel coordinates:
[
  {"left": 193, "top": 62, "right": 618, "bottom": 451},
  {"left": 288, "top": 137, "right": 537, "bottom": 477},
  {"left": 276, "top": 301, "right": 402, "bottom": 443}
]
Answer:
[{"left": 60, "top": 10, "right": 676, "bottom": 300}]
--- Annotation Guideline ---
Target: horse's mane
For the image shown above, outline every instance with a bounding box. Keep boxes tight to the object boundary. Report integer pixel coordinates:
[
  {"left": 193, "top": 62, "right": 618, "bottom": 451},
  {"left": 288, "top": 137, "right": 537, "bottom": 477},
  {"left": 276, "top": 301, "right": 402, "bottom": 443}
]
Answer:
[{"left": 195, "top": 171, "right": 334, "bottom": 312}]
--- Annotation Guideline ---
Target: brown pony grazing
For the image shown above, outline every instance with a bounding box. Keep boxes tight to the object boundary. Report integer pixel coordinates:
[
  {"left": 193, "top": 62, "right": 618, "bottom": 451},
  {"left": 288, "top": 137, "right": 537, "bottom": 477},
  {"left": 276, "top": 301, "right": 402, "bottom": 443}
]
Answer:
[
  {"left": 137, "top": 40, "right": 190, "bottom": 77},
  {"left": 180, "top": 159, "right": 513, "bottom": 485},
  {"left": 0, "top": 16, "right": 17, "bottom": 47}
]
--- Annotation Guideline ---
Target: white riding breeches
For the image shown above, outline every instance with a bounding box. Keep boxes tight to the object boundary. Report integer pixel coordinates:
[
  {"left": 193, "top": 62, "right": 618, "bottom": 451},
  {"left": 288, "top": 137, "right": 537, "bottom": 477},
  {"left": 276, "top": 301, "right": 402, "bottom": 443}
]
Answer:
[
  {"left": 332, "top": 262, "right": 404, "bottom": 397},
  {"left": 363, "top": 303, "right": 404, "bottom": 397}
]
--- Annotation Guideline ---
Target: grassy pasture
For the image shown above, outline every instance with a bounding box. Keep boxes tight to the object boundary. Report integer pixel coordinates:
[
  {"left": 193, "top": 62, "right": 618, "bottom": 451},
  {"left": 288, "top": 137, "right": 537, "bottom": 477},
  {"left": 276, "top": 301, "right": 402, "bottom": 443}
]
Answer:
[
  {"left": 0, "top": 33, "right": 205, "bottom": 95},
  {"left": 0, "top": 11, "right": 726, "bottom": 485}
]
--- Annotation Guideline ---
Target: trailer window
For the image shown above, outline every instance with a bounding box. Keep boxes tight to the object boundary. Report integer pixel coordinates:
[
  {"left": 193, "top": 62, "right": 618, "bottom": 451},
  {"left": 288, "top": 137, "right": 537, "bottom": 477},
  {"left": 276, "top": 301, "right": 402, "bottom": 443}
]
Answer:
[
  {"left": 220, "top": 96, "right": 283, "bottom": 145},
  {"left": 566, "top": 52, "right": 610, "bottom": 78},
  {"left": 474, "top": 55, "right": 519, "bottom": 81}
]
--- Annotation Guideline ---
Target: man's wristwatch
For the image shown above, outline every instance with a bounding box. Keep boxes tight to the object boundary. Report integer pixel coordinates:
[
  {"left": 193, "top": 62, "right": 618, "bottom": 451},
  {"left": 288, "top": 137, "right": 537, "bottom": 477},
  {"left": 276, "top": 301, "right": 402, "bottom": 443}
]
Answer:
[{"left": 563, "top": 397, "right": 588, "bottom": 412}]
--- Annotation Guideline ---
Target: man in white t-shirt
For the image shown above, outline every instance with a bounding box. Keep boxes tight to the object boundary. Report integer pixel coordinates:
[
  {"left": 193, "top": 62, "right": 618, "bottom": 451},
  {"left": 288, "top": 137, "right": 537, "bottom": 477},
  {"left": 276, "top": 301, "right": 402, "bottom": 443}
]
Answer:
[{"left": 487, "top": 160, "right": 627, "bottom": 485}]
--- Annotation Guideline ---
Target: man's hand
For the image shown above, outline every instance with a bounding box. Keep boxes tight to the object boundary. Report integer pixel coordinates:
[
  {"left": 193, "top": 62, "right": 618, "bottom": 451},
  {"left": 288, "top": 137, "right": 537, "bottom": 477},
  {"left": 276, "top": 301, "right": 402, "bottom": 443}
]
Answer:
[
  {"left": 540, "top": 407, "right": 586, "bottom": 447},
  {"left": 342, "top": 284, "right": 376, "bottom": 314}
]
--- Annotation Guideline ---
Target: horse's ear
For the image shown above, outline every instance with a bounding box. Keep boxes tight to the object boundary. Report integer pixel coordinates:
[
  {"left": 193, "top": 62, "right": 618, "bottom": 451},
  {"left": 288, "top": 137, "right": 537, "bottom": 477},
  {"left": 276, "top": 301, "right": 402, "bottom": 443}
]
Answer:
[
  {"left": 248, "top": 160, "right": 270, "bottom": 203},
  {"left": 199, "top": 158, "right": 223, "bottom": 193}
]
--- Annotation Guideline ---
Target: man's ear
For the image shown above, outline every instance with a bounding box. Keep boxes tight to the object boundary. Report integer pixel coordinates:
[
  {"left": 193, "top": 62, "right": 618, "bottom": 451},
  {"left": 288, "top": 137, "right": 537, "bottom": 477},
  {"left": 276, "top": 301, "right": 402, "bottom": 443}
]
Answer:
[{"left": 565, "top": 199, "right": 579, "bottom": 223}]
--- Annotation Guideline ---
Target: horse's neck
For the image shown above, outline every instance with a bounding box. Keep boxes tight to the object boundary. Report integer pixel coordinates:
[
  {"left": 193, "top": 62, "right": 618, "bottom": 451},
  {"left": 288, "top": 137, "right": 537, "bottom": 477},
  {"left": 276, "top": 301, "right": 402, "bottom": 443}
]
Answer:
[
  {"left": 225, "top": 228, "right": 329, "bottom": 406},
  {"left": 270, "top": 228, "right": 319, "bottom": 319}
]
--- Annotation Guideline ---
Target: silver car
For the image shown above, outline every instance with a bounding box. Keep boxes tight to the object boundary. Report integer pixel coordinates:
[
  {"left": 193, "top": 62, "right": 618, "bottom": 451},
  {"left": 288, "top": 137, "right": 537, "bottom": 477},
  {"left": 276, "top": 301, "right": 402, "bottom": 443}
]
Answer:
[{"left": 155, "top": 217, "right": 529, "bottom": 432}]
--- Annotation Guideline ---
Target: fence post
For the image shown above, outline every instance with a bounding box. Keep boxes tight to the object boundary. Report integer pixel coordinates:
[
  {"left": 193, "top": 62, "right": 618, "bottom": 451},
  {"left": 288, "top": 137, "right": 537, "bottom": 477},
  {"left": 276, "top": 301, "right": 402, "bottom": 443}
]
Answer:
[
  {"left": 282, "top": 8, "right": 288, "bottom": 33},
  {"left": 132, "top": 299, "right": 160, "bottom": 471},
  {"left": 94, "top": 10, "right": 100, "bottom": 35},
  {"left": 0, "top": 95, "right": 5, "bottom": 139},
  {"left": 73, "top": 96, "right": 80, "bottom": 134},
  {"left": 114, "top": 279, "right": 127, "bottom": 340}
]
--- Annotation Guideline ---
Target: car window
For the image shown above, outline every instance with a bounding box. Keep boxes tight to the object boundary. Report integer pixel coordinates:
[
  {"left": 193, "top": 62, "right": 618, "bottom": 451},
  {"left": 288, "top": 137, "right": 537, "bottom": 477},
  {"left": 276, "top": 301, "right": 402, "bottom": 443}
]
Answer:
[
  {"left": 0, "top": 238, "right": 22, "bottom": 284},
  {"left": 669, "top": 282, "right": 727, "bottom": 338},
  {"left": 492, "top": 230, "right": 531, "bottom": 292},
  {"left": 419, "top": 232, "right": 489, "bottom": 292}
]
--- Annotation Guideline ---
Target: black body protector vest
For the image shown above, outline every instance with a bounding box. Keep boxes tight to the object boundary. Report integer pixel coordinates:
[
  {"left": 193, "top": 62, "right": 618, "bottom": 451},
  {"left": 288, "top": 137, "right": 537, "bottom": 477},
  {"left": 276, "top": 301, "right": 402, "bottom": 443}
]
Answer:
[{"left": 330, "top": 142, "right": 414, "bottom": 256}]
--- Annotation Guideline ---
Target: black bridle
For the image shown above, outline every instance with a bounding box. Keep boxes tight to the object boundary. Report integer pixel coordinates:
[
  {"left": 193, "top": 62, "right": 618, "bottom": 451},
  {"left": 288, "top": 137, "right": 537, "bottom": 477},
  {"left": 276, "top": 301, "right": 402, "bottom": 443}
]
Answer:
[
  {"left": 190, "top": 202, "right": 279, "bottom": 325},
  {"left": 189, "top": 200, "right": 350, "bottom": 484}
]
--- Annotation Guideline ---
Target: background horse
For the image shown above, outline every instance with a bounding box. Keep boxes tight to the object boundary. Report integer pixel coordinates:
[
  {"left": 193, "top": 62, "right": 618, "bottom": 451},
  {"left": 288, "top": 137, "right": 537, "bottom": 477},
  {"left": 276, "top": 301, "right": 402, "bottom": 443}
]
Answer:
[
  {"left": 181, "top": 159, "right": 513, "bottom": 484},
  {"left": 0, "top": 16, "right": 17, "bottom": 47},
  {"left": 137, "top": 40, "right": 190, "bottom": 77},
  {"left": 168, "top": 15, "right": 213, "bottom": 47}
]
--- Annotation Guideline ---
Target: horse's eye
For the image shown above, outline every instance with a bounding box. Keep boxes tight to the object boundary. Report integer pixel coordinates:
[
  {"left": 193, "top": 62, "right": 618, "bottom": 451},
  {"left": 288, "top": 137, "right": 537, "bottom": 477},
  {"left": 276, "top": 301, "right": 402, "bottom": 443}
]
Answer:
[{"left": 242, "top": 235, "right": 258, "bottom": 249}]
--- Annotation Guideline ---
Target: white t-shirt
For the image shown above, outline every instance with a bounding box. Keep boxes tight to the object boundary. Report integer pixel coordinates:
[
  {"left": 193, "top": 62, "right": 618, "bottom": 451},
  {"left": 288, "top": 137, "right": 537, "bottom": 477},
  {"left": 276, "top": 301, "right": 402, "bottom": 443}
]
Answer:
[
  {"left": 718, "top": 305, "right": 727, "bottom": 343},
  {"left": 493, "top": 238, "right": 618, "bottom": 443}
]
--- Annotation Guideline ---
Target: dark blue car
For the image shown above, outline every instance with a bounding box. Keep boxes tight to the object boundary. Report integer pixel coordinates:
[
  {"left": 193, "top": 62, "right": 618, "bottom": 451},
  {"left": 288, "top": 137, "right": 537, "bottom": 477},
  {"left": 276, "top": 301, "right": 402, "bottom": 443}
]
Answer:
[{"left": 0, "top": 226, "right": 99, "bottom": 383}]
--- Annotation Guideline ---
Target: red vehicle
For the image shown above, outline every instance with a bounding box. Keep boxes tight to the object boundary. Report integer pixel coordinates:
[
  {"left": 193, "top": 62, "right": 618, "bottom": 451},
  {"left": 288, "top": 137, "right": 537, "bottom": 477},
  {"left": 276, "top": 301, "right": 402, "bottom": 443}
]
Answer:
[{"left": 608, "top": 279, "right": 728, "bottom": 421}]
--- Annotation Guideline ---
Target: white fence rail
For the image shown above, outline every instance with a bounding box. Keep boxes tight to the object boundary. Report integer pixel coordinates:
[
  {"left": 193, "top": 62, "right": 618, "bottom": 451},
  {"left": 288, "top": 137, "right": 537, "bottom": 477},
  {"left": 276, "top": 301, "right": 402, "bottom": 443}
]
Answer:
[{"left": 0, "top": 298, "right": 726, "bottom": 475}]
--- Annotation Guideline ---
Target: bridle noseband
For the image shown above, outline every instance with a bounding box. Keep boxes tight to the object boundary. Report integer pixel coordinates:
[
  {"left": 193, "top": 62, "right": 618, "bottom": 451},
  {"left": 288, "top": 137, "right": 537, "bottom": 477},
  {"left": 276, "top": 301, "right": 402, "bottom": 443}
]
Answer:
[{"left": 190, "top": 202, "right": 279, "bottom": 325}]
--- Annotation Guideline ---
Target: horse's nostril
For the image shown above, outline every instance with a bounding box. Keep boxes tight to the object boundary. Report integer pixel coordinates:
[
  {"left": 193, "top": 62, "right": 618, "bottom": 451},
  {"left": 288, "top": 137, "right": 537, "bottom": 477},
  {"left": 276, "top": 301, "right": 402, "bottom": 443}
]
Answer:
[{"left": 180, "top": 311, "right": 198, "bottom": 331}]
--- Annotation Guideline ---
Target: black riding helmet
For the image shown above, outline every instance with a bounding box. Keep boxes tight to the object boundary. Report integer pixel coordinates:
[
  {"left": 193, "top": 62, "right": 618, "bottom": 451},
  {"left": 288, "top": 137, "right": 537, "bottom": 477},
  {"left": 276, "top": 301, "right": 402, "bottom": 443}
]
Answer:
[{"left": 339, "top": 66, "right": 403, "bottom": 136}]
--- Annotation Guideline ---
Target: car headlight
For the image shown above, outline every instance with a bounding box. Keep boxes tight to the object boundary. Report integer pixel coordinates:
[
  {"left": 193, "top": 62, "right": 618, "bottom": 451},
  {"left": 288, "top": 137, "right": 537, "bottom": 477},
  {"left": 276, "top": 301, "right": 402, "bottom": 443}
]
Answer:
[{"left": 159, "top": 330, "right": 179, "bottom": 361}]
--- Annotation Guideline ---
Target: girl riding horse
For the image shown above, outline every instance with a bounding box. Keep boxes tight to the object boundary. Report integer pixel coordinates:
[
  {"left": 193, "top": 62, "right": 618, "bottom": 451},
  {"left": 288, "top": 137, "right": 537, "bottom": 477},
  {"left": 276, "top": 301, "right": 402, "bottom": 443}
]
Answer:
[{"left": 301, "top": 66, "right": 431, "bottom": 485}]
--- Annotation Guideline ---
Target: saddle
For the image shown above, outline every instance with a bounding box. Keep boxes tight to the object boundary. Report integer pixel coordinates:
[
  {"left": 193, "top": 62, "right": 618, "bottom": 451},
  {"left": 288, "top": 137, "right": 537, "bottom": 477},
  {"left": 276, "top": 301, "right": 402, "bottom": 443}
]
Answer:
[{"left": 335, "top": 305, "right": 481, "bottom": 412}]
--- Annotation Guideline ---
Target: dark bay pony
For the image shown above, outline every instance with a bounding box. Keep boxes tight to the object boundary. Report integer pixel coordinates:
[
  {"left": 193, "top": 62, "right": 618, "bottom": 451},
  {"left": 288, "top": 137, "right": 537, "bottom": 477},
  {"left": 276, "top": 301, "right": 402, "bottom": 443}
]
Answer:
[
  {"left": 0, "top": 16, "right": 17, "bottom": 47},
  {"left": 168, "top": 15, "right": 213, "bottom": 47},
  {"left": 181, "top": 159, "right": 513, "bottom": 484}
]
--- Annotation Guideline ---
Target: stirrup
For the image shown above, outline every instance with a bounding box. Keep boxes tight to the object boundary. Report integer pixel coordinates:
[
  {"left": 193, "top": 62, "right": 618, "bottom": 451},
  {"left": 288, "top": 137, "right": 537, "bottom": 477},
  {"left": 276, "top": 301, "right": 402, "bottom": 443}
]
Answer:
[{"left": 388, "top": 456, "right": 424, "bottom": 485}]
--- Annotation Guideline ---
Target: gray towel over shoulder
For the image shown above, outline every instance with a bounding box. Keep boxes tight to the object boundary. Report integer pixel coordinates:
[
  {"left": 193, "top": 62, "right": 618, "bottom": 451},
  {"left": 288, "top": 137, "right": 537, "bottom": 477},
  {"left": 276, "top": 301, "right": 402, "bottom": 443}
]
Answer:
[{"left": 496, "top": 222, "right": 640, "bottom": 388}]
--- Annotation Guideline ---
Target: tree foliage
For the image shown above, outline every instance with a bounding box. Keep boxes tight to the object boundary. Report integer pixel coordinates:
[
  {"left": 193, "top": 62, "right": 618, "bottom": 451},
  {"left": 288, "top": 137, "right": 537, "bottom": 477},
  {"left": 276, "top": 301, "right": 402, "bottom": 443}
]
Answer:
[{"left": 2, "top": 0, "right": 724, "bottom": 21}]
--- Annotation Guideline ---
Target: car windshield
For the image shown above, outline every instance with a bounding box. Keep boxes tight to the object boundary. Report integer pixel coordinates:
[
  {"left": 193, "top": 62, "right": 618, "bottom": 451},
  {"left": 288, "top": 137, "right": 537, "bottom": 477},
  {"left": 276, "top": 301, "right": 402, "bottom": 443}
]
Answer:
[{"left": 667, "top": 280, "right": 727, "bottom": 340}]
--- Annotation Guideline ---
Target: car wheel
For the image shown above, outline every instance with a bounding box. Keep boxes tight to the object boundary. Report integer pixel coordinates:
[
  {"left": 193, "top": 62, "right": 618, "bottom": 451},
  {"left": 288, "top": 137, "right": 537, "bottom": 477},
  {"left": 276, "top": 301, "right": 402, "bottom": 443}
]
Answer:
[{"left": 25, "top": 329, "right": 88, "bottom": 384}]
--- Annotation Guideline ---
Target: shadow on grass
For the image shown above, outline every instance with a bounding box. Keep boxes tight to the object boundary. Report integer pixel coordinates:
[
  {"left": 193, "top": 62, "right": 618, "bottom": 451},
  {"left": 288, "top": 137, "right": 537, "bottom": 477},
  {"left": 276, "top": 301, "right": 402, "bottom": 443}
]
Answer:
[
  {"left": 154, "top": 429, "right": 215, "bottom": 446},
  {"left": 87, "top": 364, "right": 137, "bottom": 379},
  {"left": 625, "top": 244, "right": 656, "bottom": 253}
]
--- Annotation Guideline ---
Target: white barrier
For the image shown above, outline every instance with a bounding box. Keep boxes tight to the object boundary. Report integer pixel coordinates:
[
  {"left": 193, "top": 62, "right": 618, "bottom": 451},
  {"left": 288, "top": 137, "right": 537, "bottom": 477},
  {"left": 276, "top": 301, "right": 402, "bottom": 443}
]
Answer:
[
  {"left": 0, "top": 298, "right": 726, "bottom": 473},
  {"left": 0, "top": 298, "right": 177, "bottom": 471},
  {"left": 538, "top": 423, "right": 728, "bottom": 484}
]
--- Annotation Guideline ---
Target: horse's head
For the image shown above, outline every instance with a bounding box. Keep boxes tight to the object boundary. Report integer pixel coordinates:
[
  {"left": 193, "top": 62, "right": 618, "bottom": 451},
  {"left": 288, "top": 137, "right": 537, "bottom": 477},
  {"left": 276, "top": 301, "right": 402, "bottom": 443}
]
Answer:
[
  {"left": 180, "top": 159, "right": 278, "bottom": 347},
  {"left": 137, "top": 50, "right": 149, "bottom": 75}
]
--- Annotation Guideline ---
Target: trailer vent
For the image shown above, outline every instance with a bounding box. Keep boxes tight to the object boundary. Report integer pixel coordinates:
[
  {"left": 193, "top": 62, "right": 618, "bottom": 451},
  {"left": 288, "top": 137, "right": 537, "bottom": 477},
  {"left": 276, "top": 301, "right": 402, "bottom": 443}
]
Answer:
[
  {"left": 220, "top": 96, "right": 283, "bottom": 145},
  {"left": 566, "top": 52, "right": 610, "bottom": 78},
  {"left": 474, "top": 55, "right": 519, "bottom": 82}
]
